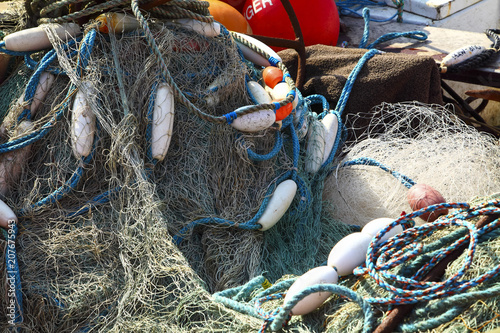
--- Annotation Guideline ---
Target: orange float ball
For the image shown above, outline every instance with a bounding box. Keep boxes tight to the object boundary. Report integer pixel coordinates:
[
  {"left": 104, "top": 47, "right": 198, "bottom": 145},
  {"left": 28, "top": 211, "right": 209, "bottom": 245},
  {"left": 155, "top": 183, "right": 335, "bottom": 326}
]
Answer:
[
  {"left": 262, "top": 66, "right": 283, "bottom": 88},
  {"left": 205, "top": 0, "right": 252, "bottom": 34},
  {"left": 407, "top": 183, "right": 448, "bottom": 222},
  {"left": 272, "top": 99, "right": 293, "bottom": 121},
  {"left": 219, "top": 0, "right": 246, "bottom": 12},
  {"left": 242, "top": 0, "right": 340, "bottom": 51}
]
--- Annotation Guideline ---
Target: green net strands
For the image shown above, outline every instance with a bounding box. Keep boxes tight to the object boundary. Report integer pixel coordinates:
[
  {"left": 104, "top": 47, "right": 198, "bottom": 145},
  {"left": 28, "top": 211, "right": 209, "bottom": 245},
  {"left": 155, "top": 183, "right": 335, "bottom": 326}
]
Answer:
[{"left": 0, "top": 1, "right": 358, "bottom": 331}]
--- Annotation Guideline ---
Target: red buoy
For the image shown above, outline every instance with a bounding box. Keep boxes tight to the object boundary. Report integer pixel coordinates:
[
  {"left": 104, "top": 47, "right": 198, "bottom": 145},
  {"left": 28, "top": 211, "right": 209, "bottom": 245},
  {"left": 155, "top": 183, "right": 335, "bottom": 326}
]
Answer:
[{"left": 242, "top": 0, "right": 340, "bottom": 51}]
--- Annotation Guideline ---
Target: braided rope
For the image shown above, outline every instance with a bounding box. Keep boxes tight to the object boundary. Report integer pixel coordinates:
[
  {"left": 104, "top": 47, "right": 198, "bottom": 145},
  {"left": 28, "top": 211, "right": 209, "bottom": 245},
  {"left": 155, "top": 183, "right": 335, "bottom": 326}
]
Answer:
[
  {"left": 356, "top": 199, "right": 500, "bottom": 305},
  {"left": 340, "top": 157, "right": 416, "bottom": 189}
]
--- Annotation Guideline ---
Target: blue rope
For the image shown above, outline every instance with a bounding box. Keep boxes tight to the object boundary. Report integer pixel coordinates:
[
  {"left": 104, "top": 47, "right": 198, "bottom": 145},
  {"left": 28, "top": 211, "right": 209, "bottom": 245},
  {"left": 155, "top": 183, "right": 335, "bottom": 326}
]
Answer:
[
  {"left": 336, "top": 1, "right": 399, "bottom": 23},
  {"left": 66, "top": 186, "right": 121, "bottom": 219},
  {"left": 359, "top": 8, "right": 426, "bottom": 49},
  {"left": 304, "top": 94, "right": 329, "bottom": 115},
  {"left": 340, "top": 157, "right": 416, "bottom": 188},
  {"left": 367, "top": 31, "right": 427, "bottom": 49},
  {"left": 1, "top": 30, "right": 96, "bottom": 154},
  {"left": 335, "top": 49, "right": 381, "bottom": 116},
  {"left": 246, "top": 131, "right": 283, "bottom": 161},
  {"left": 173, "top": 171, "right": 295, "bottom": 244}
]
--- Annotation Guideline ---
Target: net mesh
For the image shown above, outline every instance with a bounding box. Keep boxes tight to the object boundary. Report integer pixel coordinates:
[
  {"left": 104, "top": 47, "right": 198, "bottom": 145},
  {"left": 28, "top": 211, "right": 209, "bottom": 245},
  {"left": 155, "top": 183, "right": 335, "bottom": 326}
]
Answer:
[{"left": 0, "top": 9, "right": 353, "bottom": 332}]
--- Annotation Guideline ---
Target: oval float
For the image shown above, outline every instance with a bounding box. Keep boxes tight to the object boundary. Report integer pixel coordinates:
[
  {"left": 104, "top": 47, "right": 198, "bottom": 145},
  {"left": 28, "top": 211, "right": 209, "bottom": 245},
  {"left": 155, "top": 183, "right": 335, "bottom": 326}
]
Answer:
[
  {"left": 0, "top": 199, "right": 17, "bottom": 229},
  {"left": 320, "top": 113, "right": 338, "bottom": 164},
  {"left": 441, "top": 45, "right": 486, "bottom": 67},
  {"left": 361, "top": 217, "right": 404, "bottom": 243},
  {"left": 283, "top": 266, "right": 338, "bottom": 316},
  {"left": 4, "top": 23, "right": 81, "bottom": 52},
  {"left": 304, "top": 117, "right": 325, "bottom": 173},
  {"left": 327, "top": 232, "right": 372, "bottom": 276},
  {"left": 151, "top": 83, "right": 175, "bottom": 161},
  {"left": 232, "top": 31, "right": 282, "bottom": 67},
  {"left": 71, "top": 82, "right": 96, "bottom": 159},
  {"left": 257, "top": 179, "right": 297, "bottom": 231},
  {"left": 407, "top": 183, "right": 448, "bottom": 222}
]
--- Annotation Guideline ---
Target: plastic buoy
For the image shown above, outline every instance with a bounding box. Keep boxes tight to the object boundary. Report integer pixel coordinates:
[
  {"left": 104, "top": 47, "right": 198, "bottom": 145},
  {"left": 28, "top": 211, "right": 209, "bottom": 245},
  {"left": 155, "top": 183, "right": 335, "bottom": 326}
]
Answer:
[
  {"left": 220, "top": 0, "right": 246, "bottom": 12},
  {"left": 206, "top": 0, "right": 252, "bottom": 34},
  {"left": 242, "top": 0, "right": 340, "bottom": 51}
]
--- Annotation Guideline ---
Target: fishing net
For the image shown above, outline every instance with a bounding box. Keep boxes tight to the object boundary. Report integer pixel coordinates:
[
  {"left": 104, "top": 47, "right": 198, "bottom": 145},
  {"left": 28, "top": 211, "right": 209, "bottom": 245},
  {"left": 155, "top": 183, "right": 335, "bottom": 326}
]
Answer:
[
  {"left": 0, "top": 1, "right": 356, "bottom": 331},
  {"left": 324, "top": 101, "right": 500, "bottom": 227}
]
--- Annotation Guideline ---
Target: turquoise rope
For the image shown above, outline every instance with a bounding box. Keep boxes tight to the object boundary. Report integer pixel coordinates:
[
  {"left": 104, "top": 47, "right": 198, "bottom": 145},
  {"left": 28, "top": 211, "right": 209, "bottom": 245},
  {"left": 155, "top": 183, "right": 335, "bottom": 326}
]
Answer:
[{"left": 340, "top": 157, "right": 416, "bottom": 188}]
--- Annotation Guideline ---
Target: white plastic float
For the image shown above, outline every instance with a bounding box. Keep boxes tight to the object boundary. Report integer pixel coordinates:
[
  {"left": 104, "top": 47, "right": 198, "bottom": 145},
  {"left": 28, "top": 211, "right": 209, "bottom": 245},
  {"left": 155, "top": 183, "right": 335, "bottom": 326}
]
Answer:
[
  {"left": 95, "top": 13, "right": 140, "bottom": 34},
  {"left": 0, "top": 198, "right": 17, "bottom": 228},
  {"left": 0, "top": 121, "right": 34, "bottom": 196},
  {"left": 231, "top": 81, "right": 275, "bottom": 132},
  {"left": 320, "top": 113, "right": 339, "bottom": 164},
  {"left": 257, "top": 179, "right": 297, "bottom": 231},
  {"left": 151, "top": 83, "right": 175, "bottom": 161},
  {"left": 17, "top": 71, "right": 55, "bottom": 117},
  {"left": 169, "top": 18, "right": 221, "bottom": 38},
  {"left": 284, "top": 217, "right": 404, "bottom": 315},
  {"left": 441, "top": 45, "right": 486, "bottom": 68},
  {"left": 232, "top": 32, "right": 281, "bottom": 67},
  {"left": 71, "top": 82, "right": 96, "bottom": 159},
  {"left": 304, "top": 118, "right": 325, "bottom": 173},
  {"left": 283, "top": 266, "right": 338, "bottom": 315},
  {"left": 361, "top": 217, "right": 403, "bottom": 243},
  {"left": 4, "top": 23, "right": 81, "bottom": 52}
]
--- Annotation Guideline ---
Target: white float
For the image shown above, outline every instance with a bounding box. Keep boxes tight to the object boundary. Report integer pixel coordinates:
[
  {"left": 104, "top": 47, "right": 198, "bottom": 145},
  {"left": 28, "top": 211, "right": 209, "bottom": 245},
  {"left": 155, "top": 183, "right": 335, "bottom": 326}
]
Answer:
[
  {"left": 320, "top": 113, "right": 339, "bottom": 164},
  {"left": 283, "top": 266, "right": 338, "bottom": 316},
  {"left": 361, "top": 217, "right": 404, "bottom": 243},
  {"left": 0, "top": 198, "right": 17, "bottom": 228},
  {"left": 16, "top": 71, "right": 55, "bottom": 117},
  {"left": 327, "top": 232, "right": 372, "bottom": 276},
  {"left": 172, "top": 18, "right": 221, "bottom": 38},
  {"left": 257, "top": 179, "right": 297, "bottom": 231},
  {"left": 4, "top": 23, "right": 81, "bottom": 52},
  {"left": 304, "top": 118, "right": 325, "bottom": 173},
  {"left": 151, "top": 83, "right": 175, "bottom": 161},
  {"left": 71, "top": 82, "right": 96, "bottom": 159},
  {"left": 232, "top": 32, "right": 282, "bottom": 68}
]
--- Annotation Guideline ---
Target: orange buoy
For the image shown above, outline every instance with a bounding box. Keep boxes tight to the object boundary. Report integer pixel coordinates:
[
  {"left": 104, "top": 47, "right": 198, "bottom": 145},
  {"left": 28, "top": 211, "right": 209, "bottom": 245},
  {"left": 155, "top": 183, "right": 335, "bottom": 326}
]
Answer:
[
  {"left": 205, "top": 0, "right": 252, "bottom": 34},
  {"left": 407, "top": 183, "right": 448, "bottom": 222},
  {"left": 220, "top": 0, "right": 246, "bottom": 12},
  {"left": 272, "top": 98, "right": 292, "bottom": 121},
  {"left": 242, "top": 0, "right": 340, "bottom": 51},
  {"left": 262, "top": 66, "right": 283, "bottom": 88}
]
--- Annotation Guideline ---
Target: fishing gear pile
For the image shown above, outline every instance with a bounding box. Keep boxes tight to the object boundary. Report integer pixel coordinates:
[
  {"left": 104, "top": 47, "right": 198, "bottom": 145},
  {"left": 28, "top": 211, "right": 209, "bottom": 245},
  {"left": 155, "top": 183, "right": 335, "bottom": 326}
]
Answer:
[{"left": 0, "top": 0, "right": 355, "bottom": 331}]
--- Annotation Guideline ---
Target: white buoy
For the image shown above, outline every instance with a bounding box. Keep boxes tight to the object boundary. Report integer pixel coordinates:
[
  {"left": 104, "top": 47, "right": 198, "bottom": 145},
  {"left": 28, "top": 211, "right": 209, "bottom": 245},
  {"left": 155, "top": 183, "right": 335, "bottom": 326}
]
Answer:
[
  {"left": 283, "top": 266, "right": 338, "bottom": 315},
  {"left": 361, "top": 217, "right": 404, "bottom": 243},
  {"left": 71, "top": 82, "right": 96, "bottom": 159},
  {"left": 171, "top": 18, "right": 221, "bottom": 38},
  {"left": 0, "top": 199, "right": 17, "bottom": 229},
  {"left": 441, "top": 45, "right": 486, "bottom": 67},
  {"left": 304, "top": 118, "right": 325, "bottom": 173},
  {"left": 320, "top": 113, "right": 339, "bottom": 164},
  {"left": 257, "top": 179, "right": 297, "bottom": 231},
  {"left": 327, "top": 232, "right": 372, "bottom": 276},
  {"left": 151, "top": 83, "right": 175, "bottom": 161},
  {"left": 4, "top": 23, "right": 81, "bottom": 52},
  {"left": 232, "top": 32, "right": 282, "bottom": 67},
  {"left": 16, "top": 71, "right": 55, "bottom": 117}
]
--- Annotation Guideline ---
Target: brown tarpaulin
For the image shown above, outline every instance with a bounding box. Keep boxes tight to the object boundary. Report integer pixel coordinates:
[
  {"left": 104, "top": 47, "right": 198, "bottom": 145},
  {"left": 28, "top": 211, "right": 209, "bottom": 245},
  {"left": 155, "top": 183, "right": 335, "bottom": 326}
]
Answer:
[{"left": 278, "top": 45, "right": 443, "bottom": 117}]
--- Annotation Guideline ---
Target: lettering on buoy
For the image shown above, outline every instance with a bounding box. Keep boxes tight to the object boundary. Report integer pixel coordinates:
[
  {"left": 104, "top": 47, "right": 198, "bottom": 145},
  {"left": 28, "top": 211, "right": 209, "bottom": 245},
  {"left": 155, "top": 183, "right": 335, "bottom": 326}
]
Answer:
[{"left": 244, "top": 0, "right": 274, "bottom": 20}]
